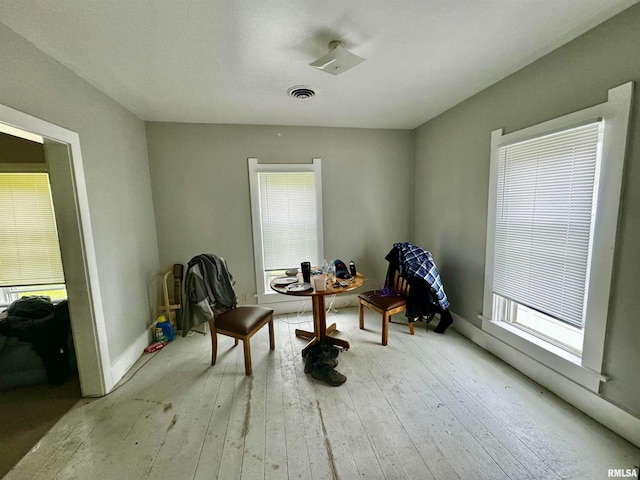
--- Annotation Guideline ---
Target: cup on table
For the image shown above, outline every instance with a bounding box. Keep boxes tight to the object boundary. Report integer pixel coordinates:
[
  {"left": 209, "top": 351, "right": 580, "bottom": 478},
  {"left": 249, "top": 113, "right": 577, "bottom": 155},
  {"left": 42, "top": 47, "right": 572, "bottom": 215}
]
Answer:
[
  {"left": 313, "top": 274, "right": 327, "bottom": 292},
  {"left": 301, "top": 261, "right": 311, "bottom": 283}
]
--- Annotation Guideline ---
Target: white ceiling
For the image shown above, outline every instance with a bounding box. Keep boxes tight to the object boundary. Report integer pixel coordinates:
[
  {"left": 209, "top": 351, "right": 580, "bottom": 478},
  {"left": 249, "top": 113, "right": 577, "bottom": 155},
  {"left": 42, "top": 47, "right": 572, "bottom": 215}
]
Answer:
[{"left": 1, "top": 1, "right": 637, "bottom": 129}]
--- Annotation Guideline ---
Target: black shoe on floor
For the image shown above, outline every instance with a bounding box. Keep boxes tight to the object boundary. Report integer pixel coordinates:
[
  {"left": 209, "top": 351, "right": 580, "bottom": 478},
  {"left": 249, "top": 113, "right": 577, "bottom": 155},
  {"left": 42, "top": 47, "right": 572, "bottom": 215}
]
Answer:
[
  {"left": 311, "top": 365, "right": 347, "bottom": 386},
  {"left": 305, "top": 353, "right": 337, "bottom": 373},
  {"left": 319, "top": 341, "right": 340, "bottom": 358},
  {"left": 434, "top": 310, "right": 453, "bottom": 334}
]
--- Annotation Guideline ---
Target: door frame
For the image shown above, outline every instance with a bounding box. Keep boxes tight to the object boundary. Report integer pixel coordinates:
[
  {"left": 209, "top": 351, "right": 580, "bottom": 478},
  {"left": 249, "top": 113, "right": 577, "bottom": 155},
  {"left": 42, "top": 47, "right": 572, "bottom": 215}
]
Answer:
[{"left": 0, "top": 103, "right": 111, "bottom": 396}]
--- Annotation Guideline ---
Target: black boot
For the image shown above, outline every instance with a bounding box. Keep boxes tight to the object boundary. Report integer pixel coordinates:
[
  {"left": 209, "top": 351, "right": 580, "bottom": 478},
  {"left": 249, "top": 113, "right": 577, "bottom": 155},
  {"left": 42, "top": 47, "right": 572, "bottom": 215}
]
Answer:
[
  {"left": 305, "top": 353, "right": 338, "bottom": 373},
  {"left": 304, "top": 344, "right": 320, "bottom": 373},
  {"left": 434, "top": 309, "right": 453, "bottom": 334},
  {"left": 316, "top": 350, "right": 338, "bottom": 368},
  {"left": 304, "top": 343, "right": 338, "bottom": 373},
  {"left": 311, "top": 364, "right": 347, "bottom": 386},
  {"left": 319, "top": 342, "right": 340, "bottom": 360}
]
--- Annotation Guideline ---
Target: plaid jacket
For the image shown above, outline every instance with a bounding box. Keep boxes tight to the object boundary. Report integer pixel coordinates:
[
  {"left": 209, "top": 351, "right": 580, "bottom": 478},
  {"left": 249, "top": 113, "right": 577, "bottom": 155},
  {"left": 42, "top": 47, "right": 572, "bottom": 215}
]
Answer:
[{"left": 393, "top": 242, "right": 450, "bottom": 310}]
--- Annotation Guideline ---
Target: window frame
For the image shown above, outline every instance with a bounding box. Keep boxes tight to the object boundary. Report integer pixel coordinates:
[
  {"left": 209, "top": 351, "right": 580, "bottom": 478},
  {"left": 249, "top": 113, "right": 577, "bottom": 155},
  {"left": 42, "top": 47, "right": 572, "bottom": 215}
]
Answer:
[
  {"left": 248, "top": 158, "right": 324, "bottom": 304},
  {"left": 480, "top": 82, "right": 633, "bottom": 392}
]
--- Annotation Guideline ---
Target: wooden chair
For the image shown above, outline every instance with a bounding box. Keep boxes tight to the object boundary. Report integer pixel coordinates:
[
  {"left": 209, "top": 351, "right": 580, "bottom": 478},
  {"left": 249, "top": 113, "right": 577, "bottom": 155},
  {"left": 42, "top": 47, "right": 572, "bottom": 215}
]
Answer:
[
  {"left": 358, "top": 270, "right": 414, "bottom": 346},
  {"left": 209, "top": 306, "right": 275, "bottom": 376}
]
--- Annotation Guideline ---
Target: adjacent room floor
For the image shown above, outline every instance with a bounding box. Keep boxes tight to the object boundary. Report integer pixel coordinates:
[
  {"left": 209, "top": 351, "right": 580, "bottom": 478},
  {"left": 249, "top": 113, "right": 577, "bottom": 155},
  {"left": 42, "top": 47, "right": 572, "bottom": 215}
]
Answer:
[
  {"left": 4, "top": 307, "right": 639, "bottom": 480},
  {"left": 0, "top": 373, "right": 80, "bottom": 479}
]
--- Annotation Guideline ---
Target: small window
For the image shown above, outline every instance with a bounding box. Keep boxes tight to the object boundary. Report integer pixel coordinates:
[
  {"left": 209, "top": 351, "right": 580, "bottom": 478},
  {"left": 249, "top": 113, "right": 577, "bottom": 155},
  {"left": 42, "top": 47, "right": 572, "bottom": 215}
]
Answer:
[
  {"left": 0, "top": 172, "right": 66, "bottom": 306},
  {"left": 481, "top": 82, "right": 633, "bottom": 392},
  {"left": 248, "top": 158, "right": 323, "bottom": 302}
]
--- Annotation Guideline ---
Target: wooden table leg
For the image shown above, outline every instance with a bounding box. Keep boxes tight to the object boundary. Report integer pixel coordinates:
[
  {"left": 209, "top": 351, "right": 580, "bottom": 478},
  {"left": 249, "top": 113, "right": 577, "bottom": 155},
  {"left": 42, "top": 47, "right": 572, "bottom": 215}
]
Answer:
[
  {"left": 328, "top": 337, "right": 350, "bottom": 350},
  {"left": 294, "top": 328, "right": 314, "bottom": 340},
  {"left": 312, "top": 295, "right": 350, "bottom": 352},
  {"left": 301, "top": 337, "right": 318, "bottom": 357},
  {"left": 295, "top": 297, "right": 321, "bottom": 344},
  {"left": 295, "top": 295, "right": 351, "bottom": 356}
]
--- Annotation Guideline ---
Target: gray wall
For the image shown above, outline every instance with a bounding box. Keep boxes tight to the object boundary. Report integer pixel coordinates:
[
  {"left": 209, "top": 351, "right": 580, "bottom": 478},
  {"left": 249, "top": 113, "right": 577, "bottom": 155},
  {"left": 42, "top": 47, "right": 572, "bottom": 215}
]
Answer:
[
  {"left": 145, "top": 123, "right": 413, "bottom": 299},
  {"left": 0, "top": 23, "right": 160, "bottom": 365},
  {"left": 413, "top": 4, "right": 640, "bottom": 416}
]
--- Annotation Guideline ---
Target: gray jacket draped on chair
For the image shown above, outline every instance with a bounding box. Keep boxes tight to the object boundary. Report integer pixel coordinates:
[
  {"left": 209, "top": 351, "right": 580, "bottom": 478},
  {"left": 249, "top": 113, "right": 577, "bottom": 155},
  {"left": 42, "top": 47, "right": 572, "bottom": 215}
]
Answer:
[{"left": 182, "top": 254, "right": 237, "bottom": 336}]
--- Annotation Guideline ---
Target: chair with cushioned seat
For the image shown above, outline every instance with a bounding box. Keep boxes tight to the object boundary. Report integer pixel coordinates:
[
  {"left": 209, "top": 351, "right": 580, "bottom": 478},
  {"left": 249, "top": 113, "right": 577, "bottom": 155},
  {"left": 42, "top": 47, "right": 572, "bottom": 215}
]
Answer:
[
  {"left": 184, "top": 253, "right": 275, "bottom": 376},
  {"left": 358, "top": 269, "right": 413, "bottom": 345},
  {"left": 209, "top": 306, "right": 274, "bottom": 376}
]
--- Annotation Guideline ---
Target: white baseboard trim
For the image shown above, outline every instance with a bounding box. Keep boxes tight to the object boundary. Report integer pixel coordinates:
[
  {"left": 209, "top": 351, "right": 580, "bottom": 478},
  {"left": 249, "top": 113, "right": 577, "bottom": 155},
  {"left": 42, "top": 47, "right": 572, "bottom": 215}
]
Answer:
[
  {"left": 452, "top": 313, "right": 640, "bottom": 448},
  {"left": 109, "top": 326, "right": 153, "bottom": 392}
]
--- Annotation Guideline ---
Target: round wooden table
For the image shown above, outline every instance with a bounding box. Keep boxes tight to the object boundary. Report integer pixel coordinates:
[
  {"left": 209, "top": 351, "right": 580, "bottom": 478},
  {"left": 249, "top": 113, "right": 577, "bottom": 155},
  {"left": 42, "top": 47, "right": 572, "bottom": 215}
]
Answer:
[{"left": 270, "top": 273, "right": 365, "bottom": 356}]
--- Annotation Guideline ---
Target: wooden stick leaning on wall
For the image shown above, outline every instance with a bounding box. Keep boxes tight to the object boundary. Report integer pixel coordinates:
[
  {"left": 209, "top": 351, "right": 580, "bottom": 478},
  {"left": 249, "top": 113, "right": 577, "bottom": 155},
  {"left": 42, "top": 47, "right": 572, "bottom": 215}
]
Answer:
[
  {"left": 172, "top": 264, "right": 184, "bottom": 330},
  {"left": 159, "top": 267, "right": 182, "bottom": 331}
]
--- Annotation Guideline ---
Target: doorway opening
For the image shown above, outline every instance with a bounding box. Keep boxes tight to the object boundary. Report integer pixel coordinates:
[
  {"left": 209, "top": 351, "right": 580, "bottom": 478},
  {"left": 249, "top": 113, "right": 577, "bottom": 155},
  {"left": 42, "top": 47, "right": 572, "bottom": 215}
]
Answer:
[{"left": 0, "top": 105, "right": 111, "bottom": 397}]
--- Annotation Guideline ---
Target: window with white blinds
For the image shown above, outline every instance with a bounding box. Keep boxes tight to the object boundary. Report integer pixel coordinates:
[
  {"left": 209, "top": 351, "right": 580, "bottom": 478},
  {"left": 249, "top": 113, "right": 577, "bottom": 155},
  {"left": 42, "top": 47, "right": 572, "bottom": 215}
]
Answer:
[
  {"left": 249, "top": 158, "right": 324, "bottom": 299},
  {"left": 258, "top": 171, "right": 318, "bottom": 271},
  {"left": 482, "top": 83, "right": 632, "bottom": 388},
  {"left": 0, "top": 173, "right": 65, "bottom": 287},
  {"left": 493, "top": 122, "right": 603, "bottom": 328}
]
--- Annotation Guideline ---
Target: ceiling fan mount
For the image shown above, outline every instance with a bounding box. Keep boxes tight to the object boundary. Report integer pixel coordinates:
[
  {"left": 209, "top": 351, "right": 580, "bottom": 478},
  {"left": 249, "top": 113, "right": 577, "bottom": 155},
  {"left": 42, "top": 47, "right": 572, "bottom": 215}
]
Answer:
[{"left": 309, "top": 40, "right": 365, "bottom": 75}]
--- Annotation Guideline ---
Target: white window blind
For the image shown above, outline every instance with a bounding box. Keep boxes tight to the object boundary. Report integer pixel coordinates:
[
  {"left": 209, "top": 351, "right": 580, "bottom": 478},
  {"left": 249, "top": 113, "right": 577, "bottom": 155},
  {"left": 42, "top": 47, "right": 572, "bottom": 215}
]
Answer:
[
  {"left": 258, "top": 171, "right": 318, "bottom": 270},
  {"left": 0, "top": 173, "right": 65, "bottom": 287},
  {"left": 493, "top": 121, "right": 603, "bottom": 328}
]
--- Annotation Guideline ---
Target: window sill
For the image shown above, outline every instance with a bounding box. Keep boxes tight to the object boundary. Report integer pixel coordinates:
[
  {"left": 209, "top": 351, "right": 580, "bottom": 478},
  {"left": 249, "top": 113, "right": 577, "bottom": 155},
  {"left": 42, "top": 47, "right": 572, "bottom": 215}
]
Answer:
[
  {"left": 479, "top": 315, "right": 607, "bottom": 393},
  {"left": 256, "top": 291, "right": 311, "bottom": 305},
  {"left": 0, "top": 297, "right": 68, "bottom": 309},
  {"left": 511, "top": 304, "right": 584, "bottom": 353}
]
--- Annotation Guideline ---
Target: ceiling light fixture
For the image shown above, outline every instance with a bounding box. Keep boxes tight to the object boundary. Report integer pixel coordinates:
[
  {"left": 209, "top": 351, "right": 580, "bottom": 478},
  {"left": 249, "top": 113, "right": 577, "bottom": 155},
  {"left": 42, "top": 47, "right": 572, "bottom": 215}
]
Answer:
[{"left": 309, "top": 40, "right": 365, "bottom": 75}]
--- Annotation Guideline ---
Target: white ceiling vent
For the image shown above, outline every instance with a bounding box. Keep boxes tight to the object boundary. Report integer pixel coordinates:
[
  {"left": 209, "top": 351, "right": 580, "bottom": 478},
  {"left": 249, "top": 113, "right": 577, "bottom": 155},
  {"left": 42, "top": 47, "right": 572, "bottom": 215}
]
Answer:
[{"left": 287, "top": 86, "right": 316, "bottom": 99}]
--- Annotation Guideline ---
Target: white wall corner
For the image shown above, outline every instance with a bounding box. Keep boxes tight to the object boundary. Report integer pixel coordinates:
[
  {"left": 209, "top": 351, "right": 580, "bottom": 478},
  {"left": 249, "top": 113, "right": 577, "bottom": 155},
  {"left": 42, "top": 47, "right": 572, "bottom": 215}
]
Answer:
[
  {"left": 452, "top": 312, "right": 640, "bottom": 448},
  {"left": 109, "top": 325, "right": 154, "bottom": 391}
]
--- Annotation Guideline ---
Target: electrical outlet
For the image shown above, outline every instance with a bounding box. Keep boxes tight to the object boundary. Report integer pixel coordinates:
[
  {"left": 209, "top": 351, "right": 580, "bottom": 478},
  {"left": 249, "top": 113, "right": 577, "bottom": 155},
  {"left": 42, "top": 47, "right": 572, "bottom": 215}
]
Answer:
[{"left": 239, "top": 293, "right": 248, "bottom": 303}]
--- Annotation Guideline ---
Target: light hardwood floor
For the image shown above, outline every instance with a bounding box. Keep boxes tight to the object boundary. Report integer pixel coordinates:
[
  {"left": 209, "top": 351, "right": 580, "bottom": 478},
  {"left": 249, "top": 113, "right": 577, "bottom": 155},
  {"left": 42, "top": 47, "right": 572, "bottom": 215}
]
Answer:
[{"left": 5, "top": 307, "right": 639, "bottom": 480}]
